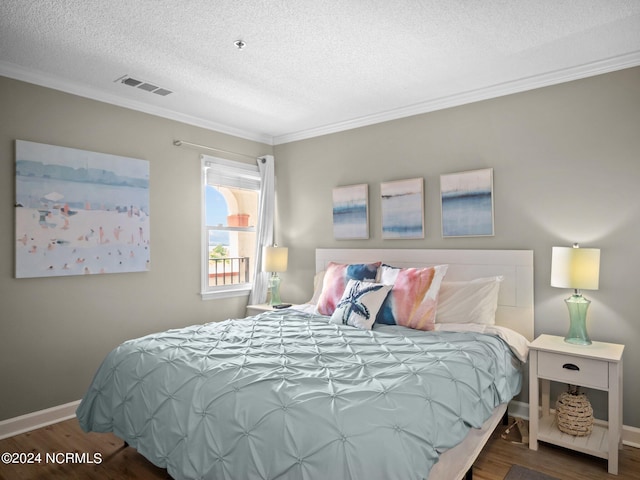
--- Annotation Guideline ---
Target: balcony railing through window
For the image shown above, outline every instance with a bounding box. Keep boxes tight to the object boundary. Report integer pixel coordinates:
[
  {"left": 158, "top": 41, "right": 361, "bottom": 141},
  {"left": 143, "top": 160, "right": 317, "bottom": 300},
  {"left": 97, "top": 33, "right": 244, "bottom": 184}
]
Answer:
[{"left": 208, "top": 256, "right": 250, "bottom": 286}]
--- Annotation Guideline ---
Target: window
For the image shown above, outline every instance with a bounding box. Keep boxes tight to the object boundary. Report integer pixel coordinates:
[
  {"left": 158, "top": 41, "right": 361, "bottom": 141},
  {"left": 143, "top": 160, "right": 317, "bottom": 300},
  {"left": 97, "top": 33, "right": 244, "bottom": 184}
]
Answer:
[{"left": 201, "top": 156, "right": 260, "bottom": 299}]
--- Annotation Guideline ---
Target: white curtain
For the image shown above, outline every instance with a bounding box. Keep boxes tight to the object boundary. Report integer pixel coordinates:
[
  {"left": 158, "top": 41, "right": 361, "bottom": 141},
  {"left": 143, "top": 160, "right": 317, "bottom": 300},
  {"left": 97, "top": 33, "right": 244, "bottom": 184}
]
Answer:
[{"left": 249, "top": 155, "right": 275, "bottom": 304}]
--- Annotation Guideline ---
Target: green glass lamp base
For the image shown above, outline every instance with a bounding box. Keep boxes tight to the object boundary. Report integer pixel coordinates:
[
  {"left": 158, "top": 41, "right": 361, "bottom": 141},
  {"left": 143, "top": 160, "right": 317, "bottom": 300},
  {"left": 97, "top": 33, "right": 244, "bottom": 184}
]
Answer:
[
  {"left": 564, "top": 293, "right": 592, "bottom": 345},
  {"left": 268, "top": 273, "right": 282, "bottom": 306}
]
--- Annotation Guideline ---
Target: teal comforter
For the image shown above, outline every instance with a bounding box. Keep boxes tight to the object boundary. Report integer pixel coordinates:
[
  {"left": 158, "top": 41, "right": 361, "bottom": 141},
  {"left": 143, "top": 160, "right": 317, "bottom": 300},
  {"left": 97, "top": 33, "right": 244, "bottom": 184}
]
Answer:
[{"left": 77, "top": 310, "right": 522, "bottom": 479}]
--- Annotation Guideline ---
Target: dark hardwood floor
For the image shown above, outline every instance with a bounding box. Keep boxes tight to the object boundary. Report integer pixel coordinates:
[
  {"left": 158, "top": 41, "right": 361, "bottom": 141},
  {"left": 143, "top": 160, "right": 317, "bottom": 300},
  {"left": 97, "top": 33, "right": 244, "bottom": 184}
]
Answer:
[{"left": 0, "top": 418, "right": 638, "bottom": 479}]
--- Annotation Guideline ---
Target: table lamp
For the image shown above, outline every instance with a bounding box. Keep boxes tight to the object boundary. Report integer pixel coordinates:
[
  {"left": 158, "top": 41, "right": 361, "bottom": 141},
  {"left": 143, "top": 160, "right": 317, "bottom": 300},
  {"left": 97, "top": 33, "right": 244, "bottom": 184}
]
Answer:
[
  {"left": 263, "top": 246, "right": 288, "bottom": 306},
  {"left": 550, "top": 244, "right": 600, "bottom": 345}
]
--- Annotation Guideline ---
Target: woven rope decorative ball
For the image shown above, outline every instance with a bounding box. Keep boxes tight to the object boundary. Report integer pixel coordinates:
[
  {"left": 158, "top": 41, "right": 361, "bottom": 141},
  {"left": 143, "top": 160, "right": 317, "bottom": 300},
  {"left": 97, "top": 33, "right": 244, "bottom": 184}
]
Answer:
[{"left": 556, "top": 389, "right": 594, "bottom": 436}]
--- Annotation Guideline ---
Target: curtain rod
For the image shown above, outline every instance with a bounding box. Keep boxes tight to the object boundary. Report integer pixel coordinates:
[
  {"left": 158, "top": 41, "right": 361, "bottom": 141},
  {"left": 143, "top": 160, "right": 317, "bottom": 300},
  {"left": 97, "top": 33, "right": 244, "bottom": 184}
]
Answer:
[{"left": 173, "top": 139, "right": 262, "bottom": 161}]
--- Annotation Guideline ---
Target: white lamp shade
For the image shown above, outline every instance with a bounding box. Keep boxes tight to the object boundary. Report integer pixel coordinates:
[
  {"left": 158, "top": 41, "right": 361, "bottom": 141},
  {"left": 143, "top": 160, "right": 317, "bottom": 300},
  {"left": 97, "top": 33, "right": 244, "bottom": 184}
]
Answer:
[
  {"left": 262, "top": 246, "right": 288, "bottom": 272},
  {"left": 551, "top": 246, "right": 600, "bottom": 290}
]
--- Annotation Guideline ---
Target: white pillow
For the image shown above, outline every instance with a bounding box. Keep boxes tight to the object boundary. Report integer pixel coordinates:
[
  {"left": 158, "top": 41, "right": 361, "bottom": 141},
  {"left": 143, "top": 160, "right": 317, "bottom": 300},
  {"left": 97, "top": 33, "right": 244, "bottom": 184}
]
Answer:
[
  {"left": 309, "top": 270, "right": 325, "bottom": 304},
  {"left": 435, "top": 276, "right": 503, "bottom": 325},
  {"left": 329, "top": 279, "right": 391, "bottom": 330}
]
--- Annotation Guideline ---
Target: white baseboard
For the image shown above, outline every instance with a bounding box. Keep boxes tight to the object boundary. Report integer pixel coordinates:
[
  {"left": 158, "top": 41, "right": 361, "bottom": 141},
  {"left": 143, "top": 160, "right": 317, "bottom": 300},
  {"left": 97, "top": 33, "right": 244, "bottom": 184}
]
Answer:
[
  {"left": 624, "top": 425, "right": 640, "bottom": 449},
  {"left": 508, "top": 400, "right": 530, "bottom": 420},
  {"left": 1, "top": 399, "right": 639, "bottom": 448},
  {"left": 0, "top": 400, "right": 80, "bottom": 440},
  {"left": 509, "top": 400, "right": 640, "bottom": 448}
]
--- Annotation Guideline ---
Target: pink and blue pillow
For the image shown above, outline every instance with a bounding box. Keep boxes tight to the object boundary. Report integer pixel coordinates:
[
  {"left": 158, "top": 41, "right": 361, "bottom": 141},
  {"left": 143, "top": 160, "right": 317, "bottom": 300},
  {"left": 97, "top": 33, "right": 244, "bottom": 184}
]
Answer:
[
  {"left": 316, "top": 262, "right": 381, "bottom": 316},
  {"left": 376, "top": 264, "right": 448, "bottom": 331}
]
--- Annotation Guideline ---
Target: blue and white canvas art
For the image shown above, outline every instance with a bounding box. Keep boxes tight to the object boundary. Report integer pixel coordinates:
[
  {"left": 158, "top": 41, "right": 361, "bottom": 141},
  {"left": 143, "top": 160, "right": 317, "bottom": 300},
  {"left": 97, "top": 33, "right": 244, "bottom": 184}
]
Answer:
[
  {"left": 381, "top": 178, "right": 424, "bottom": 239},
  {"left": 332, "top": 184, "right": 369, "bottom": 240},
  {"left": 15, "top": 140, "right": 150, "bottom": 278},
  {"left": 441, "top": 168, "right": 494, "bottom": 237}
]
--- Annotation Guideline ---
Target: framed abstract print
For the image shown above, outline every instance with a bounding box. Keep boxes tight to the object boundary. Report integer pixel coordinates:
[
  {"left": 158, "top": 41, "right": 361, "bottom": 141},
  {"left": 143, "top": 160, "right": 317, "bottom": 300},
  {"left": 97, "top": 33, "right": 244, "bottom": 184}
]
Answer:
[
  {"left": 441, "top": 168, "right": 494, "bottom": 237},
  {"left": 381, "top": 178, "right": 424, "bottom": 239},
  {"left": 332, "top": 183, "right": 369, "bottom": 240}
]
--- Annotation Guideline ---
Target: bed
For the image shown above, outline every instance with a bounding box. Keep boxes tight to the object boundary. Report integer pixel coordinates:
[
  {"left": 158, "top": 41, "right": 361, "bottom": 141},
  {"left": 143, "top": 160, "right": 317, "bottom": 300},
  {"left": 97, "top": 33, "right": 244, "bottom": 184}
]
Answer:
[{"left": 77, "top": 248, "right": 534, "bottom": 480}]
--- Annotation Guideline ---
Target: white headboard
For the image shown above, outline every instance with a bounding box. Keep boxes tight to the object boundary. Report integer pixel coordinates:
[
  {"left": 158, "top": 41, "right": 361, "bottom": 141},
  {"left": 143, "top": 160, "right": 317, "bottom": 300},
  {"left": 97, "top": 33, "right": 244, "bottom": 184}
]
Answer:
[{"left": 316, "top": 248, "right": 534, "bottom": 341}]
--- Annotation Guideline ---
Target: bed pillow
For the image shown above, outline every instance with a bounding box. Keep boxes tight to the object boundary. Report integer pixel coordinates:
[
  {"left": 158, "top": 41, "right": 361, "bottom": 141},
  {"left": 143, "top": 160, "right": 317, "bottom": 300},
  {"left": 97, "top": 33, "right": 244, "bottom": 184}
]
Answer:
[
  {"left": 376, "top": 264, "right": 448, "bottom": 331},
  {"left": 329, "top": 279, "right": 391, "bottom": 330},
  {"left": 435, "top": 276, "right": 503, "bottom": 325},
  {"left": 309, "top": 270, "right": 325, "bottom": 305},
  {"left": 316, "top": 262, "right": 381, "bottom": 315}
]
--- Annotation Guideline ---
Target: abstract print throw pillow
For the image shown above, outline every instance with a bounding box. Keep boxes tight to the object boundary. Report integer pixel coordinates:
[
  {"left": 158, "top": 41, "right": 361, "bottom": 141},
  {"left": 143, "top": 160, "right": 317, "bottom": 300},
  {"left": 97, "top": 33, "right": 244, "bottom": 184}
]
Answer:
[
  {"left": 376, "top": 264, "right": 448, "bottom": 330},
  {"left": 316, "top": 261, "right": 381, "bottom": 315}
]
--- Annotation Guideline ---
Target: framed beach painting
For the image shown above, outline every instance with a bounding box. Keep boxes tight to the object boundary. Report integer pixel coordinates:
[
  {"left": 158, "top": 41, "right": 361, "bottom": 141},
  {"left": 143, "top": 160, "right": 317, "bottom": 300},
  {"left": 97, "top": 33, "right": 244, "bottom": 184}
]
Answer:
[
  {"left": 381, "top": 177, "right": 424, "bottom": 239},
  {"left": 15, "top": 140, "right": 150, "bottom": 278},
  {"left": 332, "top": 184, "right": 369, "bottom": 240},
  {"left": 440, "top": 168, "right": 494, "bottom": 237}
]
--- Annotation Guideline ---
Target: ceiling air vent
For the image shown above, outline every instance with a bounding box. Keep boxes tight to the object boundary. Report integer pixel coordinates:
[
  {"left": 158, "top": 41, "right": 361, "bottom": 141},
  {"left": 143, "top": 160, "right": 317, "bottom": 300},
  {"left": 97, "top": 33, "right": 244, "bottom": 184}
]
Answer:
[
  {"left": 137, "top": 82, "right": 159, "bottom": 92},
  {"left": 122, "top": 77, "right": 142, "bottom": 87},
  {"left": 115, "top": 75, "right": 173, "bottom": 96}
]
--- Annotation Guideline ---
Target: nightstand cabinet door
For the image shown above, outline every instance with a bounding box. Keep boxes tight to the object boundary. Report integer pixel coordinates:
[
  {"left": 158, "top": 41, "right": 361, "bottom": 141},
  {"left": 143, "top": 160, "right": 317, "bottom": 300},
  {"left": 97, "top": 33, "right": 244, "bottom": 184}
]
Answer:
[{"left": 537, "top": 351, "right": 608, "bottom": 389}]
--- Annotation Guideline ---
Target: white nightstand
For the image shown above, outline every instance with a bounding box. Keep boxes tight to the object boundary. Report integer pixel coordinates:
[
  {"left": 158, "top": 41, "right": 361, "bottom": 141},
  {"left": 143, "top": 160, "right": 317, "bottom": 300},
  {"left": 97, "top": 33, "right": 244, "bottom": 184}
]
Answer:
[
  {"left": 246, "top": 303, "right": 293, "bottom": 316},
  {"left": 529, "top": 334, "right": 624, "bottom": 474}
]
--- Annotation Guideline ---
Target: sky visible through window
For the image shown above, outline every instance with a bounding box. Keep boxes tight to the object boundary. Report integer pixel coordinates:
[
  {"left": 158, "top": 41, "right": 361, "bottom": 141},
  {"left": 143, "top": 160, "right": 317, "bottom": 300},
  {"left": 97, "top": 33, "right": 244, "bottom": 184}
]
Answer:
[{"left": 206, "top": 186, "right": 229, "bottom": 246}]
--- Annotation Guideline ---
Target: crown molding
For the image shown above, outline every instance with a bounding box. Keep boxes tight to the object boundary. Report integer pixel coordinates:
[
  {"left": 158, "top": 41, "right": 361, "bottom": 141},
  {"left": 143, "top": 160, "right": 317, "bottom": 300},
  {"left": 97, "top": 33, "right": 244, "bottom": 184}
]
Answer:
[
  {"left": 0, "top": 61, "right": 274, "bottom": 145},
  {"left": 272, "top": 51, "right": 640, "bottom": 145},
  {"left": 3, "top": 51, "right": 639, "bottom": 148}
]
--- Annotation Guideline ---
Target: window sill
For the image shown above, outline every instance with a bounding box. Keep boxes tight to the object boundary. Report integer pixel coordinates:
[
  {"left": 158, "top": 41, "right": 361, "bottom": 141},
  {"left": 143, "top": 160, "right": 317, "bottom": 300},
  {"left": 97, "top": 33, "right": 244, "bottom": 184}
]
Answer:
[
  {"left": 208, "top": 225, "right": 256, "bottom": 232},
  {"left": 200, "top": 285, "right": 252, "bottom": 300}
]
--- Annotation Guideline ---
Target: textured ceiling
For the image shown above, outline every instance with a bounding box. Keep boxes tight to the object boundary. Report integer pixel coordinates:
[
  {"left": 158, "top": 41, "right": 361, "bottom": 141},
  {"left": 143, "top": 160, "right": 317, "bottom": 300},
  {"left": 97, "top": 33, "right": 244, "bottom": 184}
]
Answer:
[{"left": 1, "top": 1, "right": 640, "bottom": 145}]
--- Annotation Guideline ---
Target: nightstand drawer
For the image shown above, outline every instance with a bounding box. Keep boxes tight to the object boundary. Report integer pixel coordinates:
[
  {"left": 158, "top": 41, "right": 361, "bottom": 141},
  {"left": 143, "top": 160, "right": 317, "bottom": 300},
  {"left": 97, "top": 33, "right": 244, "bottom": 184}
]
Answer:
[{"left": 537, "top": 351, "right": 608, "bottom": 389}]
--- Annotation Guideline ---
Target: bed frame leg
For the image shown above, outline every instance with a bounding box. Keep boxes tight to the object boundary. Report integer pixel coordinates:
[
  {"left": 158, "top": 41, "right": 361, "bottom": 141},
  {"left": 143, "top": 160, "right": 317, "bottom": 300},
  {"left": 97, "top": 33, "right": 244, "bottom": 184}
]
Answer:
[{"left": 465, "top": 466, "right": 473, "bottom": 480}]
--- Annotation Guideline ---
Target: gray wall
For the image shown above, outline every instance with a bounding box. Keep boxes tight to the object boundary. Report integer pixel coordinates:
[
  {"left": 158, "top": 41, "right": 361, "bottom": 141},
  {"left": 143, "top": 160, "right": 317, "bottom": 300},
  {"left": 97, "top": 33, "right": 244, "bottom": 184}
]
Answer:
[
  {"left": 1, "top": 67, "right": 639, "bottom": 430},
  {"left": 274, "top": 67, "right": 640, "bottom": 428},
  {"left": 0, "top": 76, "right": 272, "bottom": 420}
]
